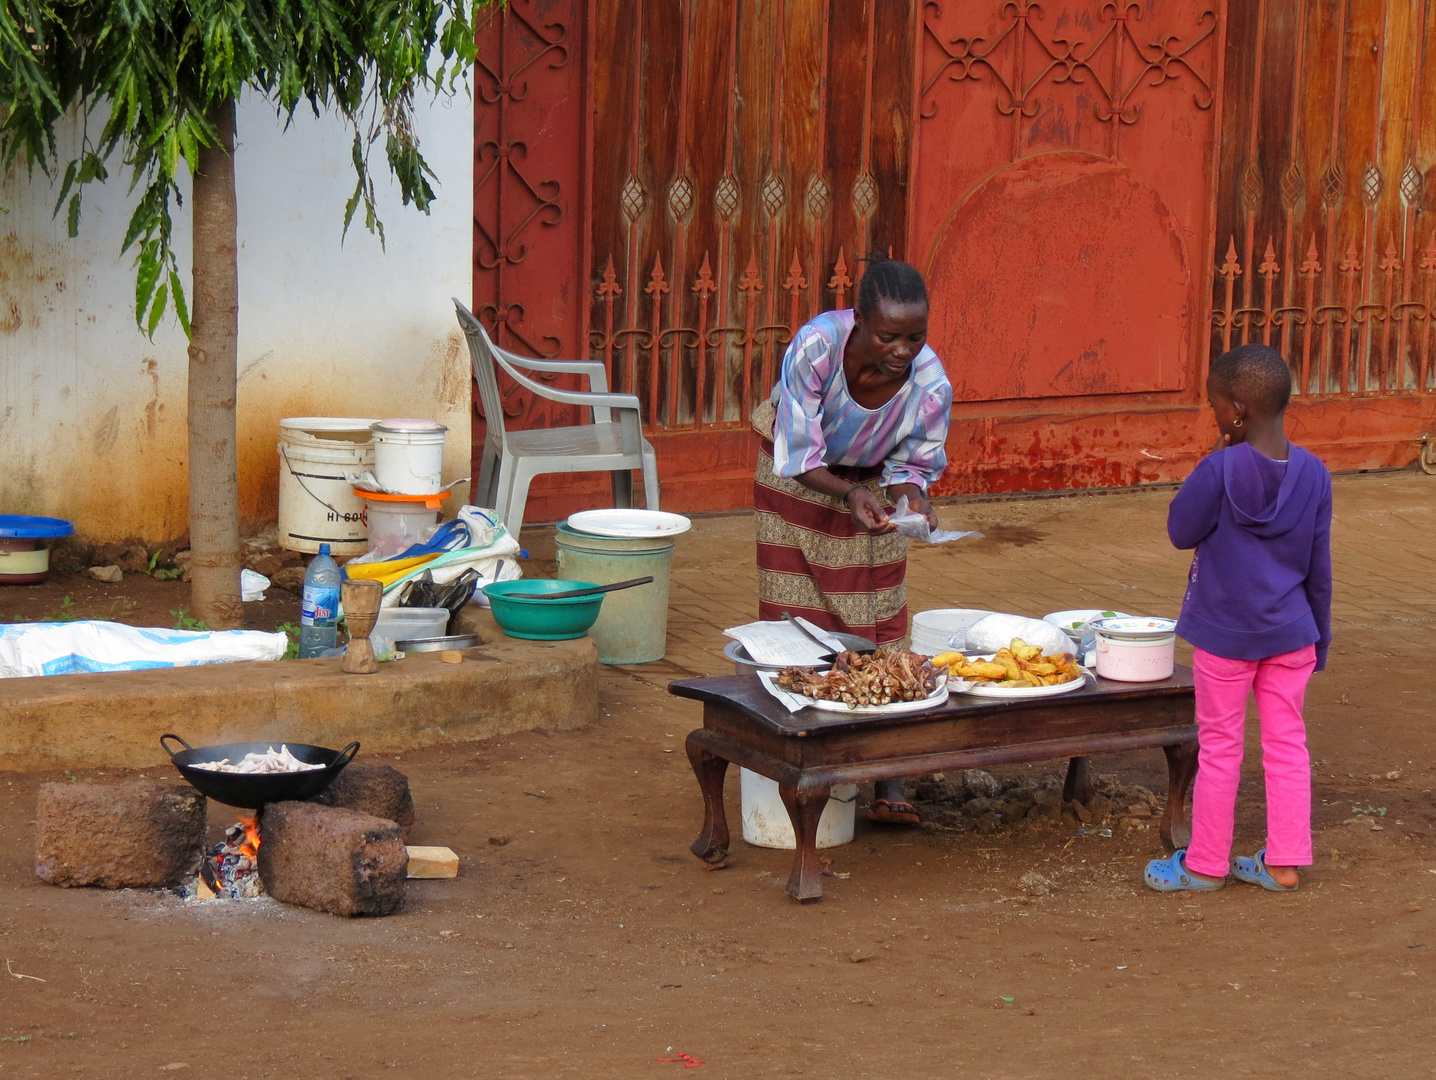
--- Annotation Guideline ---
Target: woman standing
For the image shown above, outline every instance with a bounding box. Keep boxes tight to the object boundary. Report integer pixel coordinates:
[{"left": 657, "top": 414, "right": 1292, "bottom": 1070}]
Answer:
[{"left": 751, "top": 254, "right": 952, "bottom": 823}]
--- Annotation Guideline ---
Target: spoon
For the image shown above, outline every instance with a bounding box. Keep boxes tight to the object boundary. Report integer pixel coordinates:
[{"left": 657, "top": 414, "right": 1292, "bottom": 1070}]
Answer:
[{"left": 531, "top": 576, "right": 654, "bottom": 600}]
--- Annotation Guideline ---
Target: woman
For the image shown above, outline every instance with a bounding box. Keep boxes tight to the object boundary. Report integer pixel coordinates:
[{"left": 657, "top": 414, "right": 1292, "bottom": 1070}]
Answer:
[{"left": 752, "top": 253, "right": 952, "bottom": 824}]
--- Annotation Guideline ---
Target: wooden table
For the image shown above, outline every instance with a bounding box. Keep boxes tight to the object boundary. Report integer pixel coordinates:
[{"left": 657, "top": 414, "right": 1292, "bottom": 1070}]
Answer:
[{"left": 669, "top": 668, "right": 1197, "bottom": 901}]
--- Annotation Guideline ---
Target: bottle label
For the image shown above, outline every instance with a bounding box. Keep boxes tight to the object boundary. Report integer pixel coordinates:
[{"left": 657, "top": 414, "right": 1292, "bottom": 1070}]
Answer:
[{"left": 301, "top": 585, "right": 340, "bottom": 625}]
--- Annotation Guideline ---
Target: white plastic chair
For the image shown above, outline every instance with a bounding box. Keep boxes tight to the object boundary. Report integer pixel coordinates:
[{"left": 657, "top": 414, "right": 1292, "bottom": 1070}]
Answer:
[{"left": 453, "top": 299, "right": 660, "bottom": 538}]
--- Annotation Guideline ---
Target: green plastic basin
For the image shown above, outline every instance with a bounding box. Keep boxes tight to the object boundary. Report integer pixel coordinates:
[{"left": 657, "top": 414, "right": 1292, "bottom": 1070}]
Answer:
[{"left": 482, "top": 578, "right": 605, "bottom": 640}]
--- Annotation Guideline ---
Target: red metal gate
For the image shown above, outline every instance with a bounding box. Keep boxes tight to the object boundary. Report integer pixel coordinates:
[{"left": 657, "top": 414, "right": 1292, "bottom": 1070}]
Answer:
[{"left": 475, "top": 1, "right": 1436, "bottom": 523}]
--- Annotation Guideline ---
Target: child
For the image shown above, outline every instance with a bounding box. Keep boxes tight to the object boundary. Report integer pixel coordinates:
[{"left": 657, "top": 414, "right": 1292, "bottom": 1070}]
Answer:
[{"left": 1145, "top": 343, "right": 1332, "bottom": 893}]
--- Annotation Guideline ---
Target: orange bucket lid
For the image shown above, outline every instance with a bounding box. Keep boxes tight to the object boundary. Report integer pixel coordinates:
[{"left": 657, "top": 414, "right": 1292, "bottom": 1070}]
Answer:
[{"left": 352, "top": 487, "right": 451, "bottom": 510}]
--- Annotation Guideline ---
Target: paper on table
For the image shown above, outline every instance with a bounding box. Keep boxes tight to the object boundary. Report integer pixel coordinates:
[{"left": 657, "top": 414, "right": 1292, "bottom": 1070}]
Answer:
[
  {"left": 723, "top": 617, "right": 846, "bottom": 667},
  {"left": 889, "top": 496, "right": 983, "bottom": 545}
]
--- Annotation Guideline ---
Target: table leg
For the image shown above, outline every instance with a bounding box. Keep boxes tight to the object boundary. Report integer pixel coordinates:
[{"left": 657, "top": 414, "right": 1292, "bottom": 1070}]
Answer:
[
  {"left": 777, "top": 779, "right": 832, "bottom": 902},
  {"left": 686, "top": 734, "right": 730, "bottom": 863},
  {"left": 1062, "top": 756, "right": 1096, "bottom": 805},
  {"left": 1161, "top": 741, "right": 1199, "bottom": 851}
]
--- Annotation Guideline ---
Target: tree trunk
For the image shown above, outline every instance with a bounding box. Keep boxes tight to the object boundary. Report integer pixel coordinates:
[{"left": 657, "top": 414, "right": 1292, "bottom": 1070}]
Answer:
[{"left": 186, "top": 98, "right": 243, "bottom": 630}]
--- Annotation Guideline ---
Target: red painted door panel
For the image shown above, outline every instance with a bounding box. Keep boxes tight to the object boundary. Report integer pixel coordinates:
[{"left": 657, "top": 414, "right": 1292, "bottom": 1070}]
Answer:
[{"left": 913, "top": 1, "right": 1220, "bottom": 415}]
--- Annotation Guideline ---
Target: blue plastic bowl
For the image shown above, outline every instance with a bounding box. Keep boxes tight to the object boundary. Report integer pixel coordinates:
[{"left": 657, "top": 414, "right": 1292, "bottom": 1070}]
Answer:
[{"left": 482, "top": 579, "right": 605, "bottom": 640}]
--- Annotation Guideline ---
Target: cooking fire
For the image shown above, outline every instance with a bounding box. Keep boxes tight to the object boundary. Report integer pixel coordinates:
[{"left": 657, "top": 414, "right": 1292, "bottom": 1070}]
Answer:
[{"left": 194, "top": 814, "right": 264, "bottom": 900}]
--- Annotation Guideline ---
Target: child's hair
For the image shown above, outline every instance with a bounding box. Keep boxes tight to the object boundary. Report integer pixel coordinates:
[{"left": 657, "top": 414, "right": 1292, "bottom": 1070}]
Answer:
[
  {"left": 856, "top": 252, "right": 928, "bottom": 315},
  {"left": 1210, "top": 343, "right": 1293, "bottom": 414}
]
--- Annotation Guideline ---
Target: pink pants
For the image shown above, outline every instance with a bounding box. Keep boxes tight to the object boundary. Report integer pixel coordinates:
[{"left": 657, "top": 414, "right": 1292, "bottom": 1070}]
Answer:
[{"left": 1184, "top": 644, "right": 1317, "bottom": 879}]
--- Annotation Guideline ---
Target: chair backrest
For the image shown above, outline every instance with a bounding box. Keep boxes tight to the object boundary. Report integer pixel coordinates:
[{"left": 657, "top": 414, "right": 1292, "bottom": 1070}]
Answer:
[{"left": 453, "top": 300, "right": 507, "bottom": 443}]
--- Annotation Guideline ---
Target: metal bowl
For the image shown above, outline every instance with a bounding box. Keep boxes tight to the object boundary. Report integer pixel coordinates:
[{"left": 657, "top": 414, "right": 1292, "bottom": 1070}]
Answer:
[
  {"left": 722, "top": 632, "right": 878, "bottom": 676},
  {"left": 394, "top": 633, "right": 482, "bottom": 652},
  {"left": 160, "top": 734, "right": 359, "bottom": 809}
]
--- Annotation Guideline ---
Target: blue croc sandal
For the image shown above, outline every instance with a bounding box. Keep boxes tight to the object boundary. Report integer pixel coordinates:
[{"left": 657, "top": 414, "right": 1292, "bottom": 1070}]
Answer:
[
  {"left": 1232, "top": 848, "right": 1299, "bottom": 892},
  {"left": 1144, "top": 848, "right": 1226, "bottom": 892}
]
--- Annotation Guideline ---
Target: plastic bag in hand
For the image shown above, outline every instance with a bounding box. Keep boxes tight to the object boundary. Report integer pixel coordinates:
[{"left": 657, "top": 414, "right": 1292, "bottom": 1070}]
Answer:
[{"left": 888, "top": 496, "right": 983, "bottom": 545}]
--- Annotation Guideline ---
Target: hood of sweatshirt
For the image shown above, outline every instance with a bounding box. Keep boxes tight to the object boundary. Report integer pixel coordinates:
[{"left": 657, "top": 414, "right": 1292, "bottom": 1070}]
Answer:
[{"left": 1220, "top": 442, "right": 1315, "bottom": 538}]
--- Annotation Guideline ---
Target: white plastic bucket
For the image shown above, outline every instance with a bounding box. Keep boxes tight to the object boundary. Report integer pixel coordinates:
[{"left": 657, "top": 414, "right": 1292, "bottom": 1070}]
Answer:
[
  {"left": 278, "top": 418, "right": 377, "bottom": 555},
  {"left": 363, "top": 498, "right": 441, "bottom": 559},
  {"left": 370, "top": 419, "right": 448, "bottom": 495},
  {"left": 740, "top": 768, "right": 858, "bottom": 849}
]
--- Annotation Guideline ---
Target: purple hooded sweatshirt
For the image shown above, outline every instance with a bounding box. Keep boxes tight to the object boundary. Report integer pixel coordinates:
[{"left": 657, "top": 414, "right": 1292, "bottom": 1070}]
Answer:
[{"left": 1168, "top": 441, "right": 1332, "bottom": 670}]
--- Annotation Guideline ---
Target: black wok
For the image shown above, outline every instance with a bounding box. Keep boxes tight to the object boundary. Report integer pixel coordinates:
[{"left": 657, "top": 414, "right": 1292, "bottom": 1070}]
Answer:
[{"left": 160, "top": 734, "right": 360, "bottom": 809}]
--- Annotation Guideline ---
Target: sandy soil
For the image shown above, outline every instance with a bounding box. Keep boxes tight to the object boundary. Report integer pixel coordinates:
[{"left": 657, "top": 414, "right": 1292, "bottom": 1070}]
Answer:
[{"left": 1, "top": 474, "right": 1434, "bottom": 1078}]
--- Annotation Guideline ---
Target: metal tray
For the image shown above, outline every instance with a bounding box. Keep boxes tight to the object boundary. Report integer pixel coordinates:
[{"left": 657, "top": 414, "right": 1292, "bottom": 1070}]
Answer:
[{"left": 393, "top": 633, "right": 482, "bottom": 652}]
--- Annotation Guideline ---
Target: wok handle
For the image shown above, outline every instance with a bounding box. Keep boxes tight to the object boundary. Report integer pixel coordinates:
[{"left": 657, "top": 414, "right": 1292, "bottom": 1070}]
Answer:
[
  {"left": 159, "top": 734, "right": 193, "bottom": 759},
  {"left": 331, "top": 741, "right": 361, "bottom": 770}
]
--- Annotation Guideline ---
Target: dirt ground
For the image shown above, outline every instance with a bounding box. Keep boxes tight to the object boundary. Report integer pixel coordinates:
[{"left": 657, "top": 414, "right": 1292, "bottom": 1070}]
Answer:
[{"left": 2, "top": 472, "right": 1434, "bottom": 1078}]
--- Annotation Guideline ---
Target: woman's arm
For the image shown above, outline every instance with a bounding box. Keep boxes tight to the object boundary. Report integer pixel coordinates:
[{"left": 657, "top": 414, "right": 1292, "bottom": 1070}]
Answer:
[{"left": 882, "top": 380, "right": 952, "bottom": 526}]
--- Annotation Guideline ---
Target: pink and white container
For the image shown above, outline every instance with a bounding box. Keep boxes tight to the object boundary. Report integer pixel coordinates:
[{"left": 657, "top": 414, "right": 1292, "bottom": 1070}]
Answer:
[{"left": 1091, "top": 617, "right": 1177, "bottom": 683}]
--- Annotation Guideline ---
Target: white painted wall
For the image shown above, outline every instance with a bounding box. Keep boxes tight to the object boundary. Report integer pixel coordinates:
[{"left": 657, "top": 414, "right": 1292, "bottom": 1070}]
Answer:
[{"left": 0, "top": 88, "right": 473, "bottom": 544}]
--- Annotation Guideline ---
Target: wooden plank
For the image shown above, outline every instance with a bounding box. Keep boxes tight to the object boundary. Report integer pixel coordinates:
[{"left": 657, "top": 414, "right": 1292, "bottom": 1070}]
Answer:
[{"left": 405, "top": 846, "right": 459, "bottom": 879}]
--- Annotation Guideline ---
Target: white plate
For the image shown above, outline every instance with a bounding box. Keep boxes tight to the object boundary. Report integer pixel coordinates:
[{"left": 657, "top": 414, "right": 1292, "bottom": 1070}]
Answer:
[
  {"left": 807, "top": 675, "right": 950, "bottom": 716},
  {"left": 566, "top": 509, "right": 693, "bottom": 538},
  {"left": 760, "top": 670, "right": 952, "bottom": 716},
  {"left": 951, "top": 654, "right": 1090, "bottom": 699}
]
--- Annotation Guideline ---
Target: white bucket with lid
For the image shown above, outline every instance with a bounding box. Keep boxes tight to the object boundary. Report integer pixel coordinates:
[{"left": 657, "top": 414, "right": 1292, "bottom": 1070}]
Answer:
[
  {"left": 1092, "top": 617, "right": 1177, "bottom": 682},
  {"left": 370, "top": 419, "right": 448, "bottom": 495},
  {"left": 277, "top": 418, "right": 377, "bottom": 554},
  {"left": 740, "top": 768, "right": 858, "bottom": 849}
]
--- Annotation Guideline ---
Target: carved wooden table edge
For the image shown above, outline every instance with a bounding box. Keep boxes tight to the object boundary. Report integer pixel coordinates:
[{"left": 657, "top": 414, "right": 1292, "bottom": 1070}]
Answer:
[{"left": 670, "top": 669, "right": 1197, "bottom": 903}]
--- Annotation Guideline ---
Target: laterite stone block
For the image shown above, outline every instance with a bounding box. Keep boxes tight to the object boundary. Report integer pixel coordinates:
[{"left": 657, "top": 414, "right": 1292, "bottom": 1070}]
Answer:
[
  {"left": 258, "top": 802, "right": 406, "bottom": 917},
  {"left": 309, "top": 762, "right": 414, "bottom": 841},
  {"left": 35, "top": 782, "right": 205, "bottom": 888}
]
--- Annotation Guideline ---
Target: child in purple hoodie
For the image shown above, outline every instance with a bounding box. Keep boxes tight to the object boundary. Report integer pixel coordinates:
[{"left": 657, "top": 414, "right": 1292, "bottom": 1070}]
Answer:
[{"left": 1145, "top": 343, "right": 1332, "bottom": 893}]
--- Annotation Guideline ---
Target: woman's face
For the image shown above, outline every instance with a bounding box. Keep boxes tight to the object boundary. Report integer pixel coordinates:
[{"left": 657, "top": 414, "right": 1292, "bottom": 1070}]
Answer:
[{"left": 853, "top": 298, "right": 929, "bottom": 379}]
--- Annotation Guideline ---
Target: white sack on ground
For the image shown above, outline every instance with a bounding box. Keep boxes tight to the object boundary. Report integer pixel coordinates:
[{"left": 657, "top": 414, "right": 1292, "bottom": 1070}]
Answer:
[{"left": 0, "top": 621, "right": 289, "bottom": 678}]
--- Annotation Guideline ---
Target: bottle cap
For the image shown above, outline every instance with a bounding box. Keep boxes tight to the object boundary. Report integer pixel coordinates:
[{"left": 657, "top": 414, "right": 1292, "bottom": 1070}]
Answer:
[{"left": 318, "top": 543, "right": 331, "bottom": 556}]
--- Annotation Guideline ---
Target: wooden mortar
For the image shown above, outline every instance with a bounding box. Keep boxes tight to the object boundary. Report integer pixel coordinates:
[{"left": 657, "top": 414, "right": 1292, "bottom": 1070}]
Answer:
[{"left": 341, "top": 578, "right": 384, "bottom": 674}]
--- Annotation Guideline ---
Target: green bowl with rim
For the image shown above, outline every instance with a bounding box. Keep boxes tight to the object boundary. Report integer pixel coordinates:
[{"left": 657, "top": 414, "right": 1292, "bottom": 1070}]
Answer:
[{"left": 482, "top": 578, "right": 604, "bottom": 640}]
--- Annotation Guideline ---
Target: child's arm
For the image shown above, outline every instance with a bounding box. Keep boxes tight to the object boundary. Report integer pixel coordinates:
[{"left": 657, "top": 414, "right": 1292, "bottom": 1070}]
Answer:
[
  {"left": 1305, "top": 478, "right": 1333, "bottom": 672},
  {"left": 1166, "top": 455, "right": 1222, "bottom": 550}
]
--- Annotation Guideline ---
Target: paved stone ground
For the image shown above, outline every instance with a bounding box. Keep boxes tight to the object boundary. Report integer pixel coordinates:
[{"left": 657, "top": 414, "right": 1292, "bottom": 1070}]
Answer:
[{"left": 530, "top": 470, "right": 1431, "bottom": 706}]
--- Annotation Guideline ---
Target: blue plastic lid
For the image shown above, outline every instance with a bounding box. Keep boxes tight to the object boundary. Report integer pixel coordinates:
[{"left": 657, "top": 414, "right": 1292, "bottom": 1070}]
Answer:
[
  {"left": 0, "top": 514, "right": 74, "bottom": 539},
  {"left": 318, "top": 543, "right": 331, "bottom": 556}
]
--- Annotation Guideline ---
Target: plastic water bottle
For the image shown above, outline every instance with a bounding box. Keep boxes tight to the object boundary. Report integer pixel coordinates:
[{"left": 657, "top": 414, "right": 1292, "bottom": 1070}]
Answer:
[{"left": 299, "top": 544, "right": 341, "bottom": 658}]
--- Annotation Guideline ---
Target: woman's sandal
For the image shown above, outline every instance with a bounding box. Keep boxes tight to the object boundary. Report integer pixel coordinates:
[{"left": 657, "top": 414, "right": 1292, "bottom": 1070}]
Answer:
[
  {"left": 1231, "top": 848, "right": 1299, "bottom": 892},
  {"left": 867, "top": 798, "right": 920, "bottom": 825},
  {"left": 1144, "top": 848, "right": 1226, "bottom": 892}
]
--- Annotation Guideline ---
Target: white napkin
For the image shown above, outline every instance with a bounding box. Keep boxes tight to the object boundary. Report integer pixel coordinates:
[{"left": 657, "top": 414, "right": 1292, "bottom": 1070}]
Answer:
[
  {"left": 757, "top": 670, "right": 815, "bottom": 713},
  {"left": 889, "top": 496, "right": 983, "bottom": 545}
]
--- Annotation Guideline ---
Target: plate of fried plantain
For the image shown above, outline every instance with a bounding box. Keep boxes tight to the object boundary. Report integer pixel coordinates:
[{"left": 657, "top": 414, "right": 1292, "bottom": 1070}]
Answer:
[{"left": 929, "top": 638, "right": 1090, "bottom": 699}]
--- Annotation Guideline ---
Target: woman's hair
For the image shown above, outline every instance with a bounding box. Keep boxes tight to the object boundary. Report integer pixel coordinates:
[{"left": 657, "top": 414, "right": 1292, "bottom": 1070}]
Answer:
[
  {"left": 855, "top": 251, "right": 928, "bottom": 316},
  {"left": 1210, "top": 343, "right": 1293, "bottom": 414}
]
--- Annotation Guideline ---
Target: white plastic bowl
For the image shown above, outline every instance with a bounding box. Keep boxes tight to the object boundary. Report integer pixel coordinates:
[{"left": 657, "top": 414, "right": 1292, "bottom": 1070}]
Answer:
[{"left": 1044, "top": 608, "right": 1129, "bottom": 642}]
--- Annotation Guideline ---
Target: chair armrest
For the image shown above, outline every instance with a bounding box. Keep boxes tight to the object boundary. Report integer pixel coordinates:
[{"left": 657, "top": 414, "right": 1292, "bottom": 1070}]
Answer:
[
  {"left": 491, "top": 351, "right": 640, "bottom": 424},
  {"left": 502, "top": 355, "right": 611, "bottom": 393}
]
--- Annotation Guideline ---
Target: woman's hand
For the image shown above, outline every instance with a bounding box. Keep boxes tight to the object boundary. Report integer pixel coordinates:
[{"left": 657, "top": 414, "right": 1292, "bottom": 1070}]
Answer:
[
  {"left": 846, "top": 487, "right": 895, "bottom": 534},
  {"left": 888, "top": 483, "right": 937, "bottom": 527},
  {"left": 1210, "top": 431, "right": 1231, "bottom": 454}
]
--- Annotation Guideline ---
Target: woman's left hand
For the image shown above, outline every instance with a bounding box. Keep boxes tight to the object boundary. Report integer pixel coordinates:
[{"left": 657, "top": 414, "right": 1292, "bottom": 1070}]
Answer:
[{"left": 889, "top": 483, "right": 937, "bottom": 527}]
